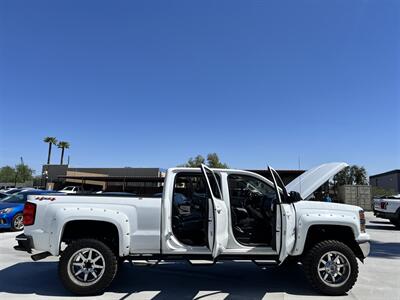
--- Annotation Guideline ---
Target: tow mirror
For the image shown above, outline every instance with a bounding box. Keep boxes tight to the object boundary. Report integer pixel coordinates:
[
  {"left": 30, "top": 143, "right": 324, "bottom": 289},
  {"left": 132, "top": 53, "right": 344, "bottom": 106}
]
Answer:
[{"left": 288, "top": 191, "right": 302, "bottom": 203}]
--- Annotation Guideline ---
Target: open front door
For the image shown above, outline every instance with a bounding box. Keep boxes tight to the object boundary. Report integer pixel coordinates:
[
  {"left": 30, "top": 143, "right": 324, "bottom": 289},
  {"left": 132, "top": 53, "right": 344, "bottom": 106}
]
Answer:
[
  {"left": 200, "top": 164, "right": 229, "bottom": 259},
  {"left": 268, "top": 166, "right": 296, "bottom": 263}
]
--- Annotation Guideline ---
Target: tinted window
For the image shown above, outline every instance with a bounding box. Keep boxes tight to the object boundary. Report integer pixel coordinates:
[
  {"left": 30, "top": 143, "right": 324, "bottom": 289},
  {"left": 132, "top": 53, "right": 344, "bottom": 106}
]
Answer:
[
  {"left": 203, "top": 168, "right": 222, "bottom": 199},
  {"left": 2, "top": 194, "right": 26, "bottom": 203}
]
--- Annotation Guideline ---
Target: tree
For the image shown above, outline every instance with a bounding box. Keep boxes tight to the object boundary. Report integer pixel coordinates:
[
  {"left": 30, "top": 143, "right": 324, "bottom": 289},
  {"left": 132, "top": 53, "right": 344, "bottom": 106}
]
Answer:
[
  {"left": 15, "top": 163, "right": 34, "bottom": 183},
  {"left": 206, "top": 153, "right": 229, "bottom": 168},
  {"left": 0, "top": 166, "right": 16, "bottom": 182},
  {"left": 180, "top": 153, "right": 229, "bottom": 168},
  {"left": 333, "top": 165, "right": 368, "bottom": 186},
  {"left": 43, "top": 136, "right": 58, "bottom": 164},
  {"left": 352, "top": 166, "right": 368, "bottom": 185},
  {"left": 58, "top": 141, "right": 70, "bottom": 165}
]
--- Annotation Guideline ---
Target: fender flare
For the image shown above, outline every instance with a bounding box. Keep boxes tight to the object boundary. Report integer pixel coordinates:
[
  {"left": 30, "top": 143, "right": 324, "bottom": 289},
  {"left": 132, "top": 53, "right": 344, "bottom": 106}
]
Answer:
[
  {"left": 48, "top": 207, "right": 131, "bottom": 257},
  {"left": 291, "top": 212, "right": 359, "bottom": 256}
]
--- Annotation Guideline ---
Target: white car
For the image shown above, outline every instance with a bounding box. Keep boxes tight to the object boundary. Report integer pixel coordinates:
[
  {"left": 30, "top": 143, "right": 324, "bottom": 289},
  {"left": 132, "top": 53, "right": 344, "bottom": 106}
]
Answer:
[
  {"left": 15, "top": 162, "right": 369, "bottom": 296},
  {"left": 58, "top": 186, "right": 82, "bottom": 194},
  {"left": 373, "top": 194, "right": 400, "bottom": 227}
]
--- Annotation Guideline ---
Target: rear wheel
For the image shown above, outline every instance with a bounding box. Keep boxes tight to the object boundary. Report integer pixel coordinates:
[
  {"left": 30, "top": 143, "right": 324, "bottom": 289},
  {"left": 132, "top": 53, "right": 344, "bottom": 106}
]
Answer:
[
  {"left": 303, "top": 240, "right": 358, "bottom": 295},
  {"left": 59, "top": 239, "right": 117, "bottom": 295},
  {"left": 11, "top": 213, "right": 24, "bottom": 231}
]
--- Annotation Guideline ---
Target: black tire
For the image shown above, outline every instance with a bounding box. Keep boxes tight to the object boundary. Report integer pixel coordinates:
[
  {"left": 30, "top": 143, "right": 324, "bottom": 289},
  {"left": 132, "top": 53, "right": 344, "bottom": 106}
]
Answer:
[
  {"left": 11, "top": 213, "right": 24, "bottom": 231},
  {"left": 390, "top": 219, "right": 400, "bottom": 228},
  {"left": 302, "top": 240, "right": 359, "bottom": 296},
  {"left": 59, "top": 239, "right": 118, "bottom": 296}
]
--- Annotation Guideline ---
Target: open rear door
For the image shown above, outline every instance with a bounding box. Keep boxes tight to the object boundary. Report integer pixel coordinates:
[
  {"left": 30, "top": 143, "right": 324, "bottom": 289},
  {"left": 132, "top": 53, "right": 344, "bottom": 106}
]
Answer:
[
  {"left": 200, "top": 164, "right": 229, "bottom": 259},
  {"left": 268, "top": 166, "right": 296, "bottom": 264}
]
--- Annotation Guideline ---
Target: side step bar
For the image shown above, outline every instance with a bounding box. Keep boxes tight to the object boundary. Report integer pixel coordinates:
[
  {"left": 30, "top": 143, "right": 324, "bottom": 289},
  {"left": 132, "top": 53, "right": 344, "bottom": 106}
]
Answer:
[
  {"left": 252, "top": 260, "right": 278, "bottom": 268},
  {"left": 31, "top": 252, "right": 52, "bottom": 261}
]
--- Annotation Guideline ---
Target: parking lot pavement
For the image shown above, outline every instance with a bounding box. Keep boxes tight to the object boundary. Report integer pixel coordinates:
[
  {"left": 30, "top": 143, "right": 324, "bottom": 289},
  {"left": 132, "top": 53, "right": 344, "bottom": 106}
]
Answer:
[{"left": 0, "top": 212, "right": 399, "bottom": 300}]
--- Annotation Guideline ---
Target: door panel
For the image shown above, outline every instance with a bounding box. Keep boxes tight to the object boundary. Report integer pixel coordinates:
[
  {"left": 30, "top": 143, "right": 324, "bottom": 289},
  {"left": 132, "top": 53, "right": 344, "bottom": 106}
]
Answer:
[
  {"left": 200, "top": 164, "right": 229, "bottom": 259},
  {"left": 268, "top": 166, "right": 296, "bottom": 263},
  {"left": 280, "top": 203, "right": 296, "bottom": 260}
]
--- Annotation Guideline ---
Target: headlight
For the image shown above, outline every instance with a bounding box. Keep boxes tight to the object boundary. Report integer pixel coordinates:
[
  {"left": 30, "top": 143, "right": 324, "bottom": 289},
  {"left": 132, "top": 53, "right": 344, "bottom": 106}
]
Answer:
[
  {"left": 359, "top": 210, "right": 366, "bottom": 233},
  {"left": 0, "top": 208, "right": 13, "bottom": 214}
]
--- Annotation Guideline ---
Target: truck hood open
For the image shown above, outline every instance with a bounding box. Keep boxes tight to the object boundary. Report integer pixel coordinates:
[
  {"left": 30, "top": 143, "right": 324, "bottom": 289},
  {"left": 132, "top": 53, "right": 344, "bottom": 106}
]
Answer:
[{"left": 285, "top": 162, "right": 348, "bottom": 200}]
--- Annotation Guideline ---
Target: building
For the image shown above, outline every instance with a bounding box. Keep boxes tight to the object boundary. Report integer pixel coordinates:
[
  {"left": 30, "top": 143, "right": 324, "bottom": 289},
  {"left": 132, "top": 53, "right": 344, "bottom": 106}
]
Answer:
[
  {"left": 42, "top": 165, "right": 164, "bottom": 192},
  {"left": 369, "top": 169, "right": 400, "bottom": 194},
  {"left": 42, "top": 164, "right": 304, "bottom": 193}
]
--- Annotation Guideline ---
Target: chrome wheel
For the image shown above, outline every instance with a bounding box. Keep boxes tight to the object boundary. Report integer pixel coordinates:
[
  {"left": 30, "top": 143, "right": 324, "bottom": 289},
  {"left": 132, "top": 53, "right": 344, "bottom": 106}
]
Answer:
[
  {"left": 67, "top": 248, "right": 105, "bottom": 286},
  {"left": 13, "top": 214, "right": 24, "bottom": 230},
  {"left": 317, "top": 251, "right": 351, "bottom": 287}
]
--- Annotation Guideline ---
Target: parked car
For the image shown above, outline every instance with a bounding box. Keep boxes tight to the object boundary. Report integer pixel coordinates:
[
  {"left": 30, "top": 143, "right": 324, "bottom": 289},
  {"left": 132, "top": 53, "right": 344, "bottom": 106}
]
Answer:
[
  {"left": 0, "top": 186, "right": 15, "bottom": 191},
  {"left": 15, "top": 163, "right": 369, "bottom": 296},
  {"left": 0, "top": 190, "right": 64, "bottom": 231},
  {"left": 373, "top": 194, "right": 400, "bottom": 228},
  {"left": 4, "top": 187, "right": 35, "bottom": 195},
  {"left": 58, "top": 186, "right": 82, "bottom": 194}
]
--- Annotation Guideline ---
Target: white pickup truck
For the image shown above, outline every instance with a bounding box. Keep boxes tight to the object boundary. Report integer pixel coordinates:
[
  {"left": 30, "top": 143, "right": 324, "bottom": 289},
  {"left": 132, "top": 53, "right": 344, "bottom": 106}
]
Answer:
[
  {"left": 373, "top": 194, "right": 400, "bottom": 228},
  {"left": 15, "top": 163, "right": 370, "bottom": 296}
]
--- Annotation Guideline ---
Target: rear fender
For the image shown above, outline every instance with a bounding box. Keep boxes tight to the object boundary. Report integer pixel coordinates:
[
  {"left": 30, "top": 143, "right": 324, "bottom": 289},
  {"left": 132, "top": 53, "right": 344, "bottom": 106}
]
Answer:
[{"left": 49, "top": 207, "right": 130, "bottom": 256}]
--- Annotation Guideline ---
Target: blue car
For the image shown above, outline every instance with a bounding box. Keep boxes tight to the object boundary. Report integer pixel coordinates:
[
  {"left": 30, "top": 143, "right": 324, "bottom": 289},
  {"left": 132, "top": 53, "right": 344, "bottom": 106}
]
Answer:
[{"left": 0, "top": 190, "right": 64, "bottom": 231}]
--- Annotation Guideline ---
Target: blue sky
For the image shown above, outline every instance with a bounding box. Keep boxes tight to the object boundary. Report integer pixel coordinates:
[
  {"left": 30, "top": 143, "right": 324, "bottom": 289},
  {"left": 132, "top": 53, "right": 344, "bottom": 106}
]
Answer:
[{"left": 0, "top": 0, "right": 399, "bottom": 176}]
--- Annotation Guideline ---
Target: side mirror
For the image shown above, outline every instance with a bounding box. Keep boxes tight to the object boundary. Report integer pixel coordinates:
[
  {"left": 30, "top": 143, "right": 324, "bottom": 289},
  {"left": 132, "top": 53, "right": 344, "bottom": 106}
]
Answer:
[{"left": 288, "top": 191, "right": 302, "bottom": 203}]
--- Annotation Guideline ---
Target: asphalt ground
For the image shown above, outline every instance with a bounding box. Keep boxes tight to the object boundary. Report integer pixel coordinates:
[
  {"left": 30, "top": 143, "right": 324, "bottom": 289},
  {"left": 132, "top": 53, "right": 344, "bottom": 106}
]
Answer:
[{"left": 0, "top": 212, "right": 399, "bottom": 300}]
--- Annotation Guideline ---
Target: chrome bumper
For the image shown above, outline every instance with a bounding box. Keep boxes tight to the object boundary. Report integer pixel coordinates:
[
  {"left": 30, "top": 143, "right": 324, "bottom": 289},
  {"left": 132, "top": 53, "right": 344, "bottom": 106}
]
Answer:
[{"left": 358, "top": 240, "right": 370, "bottom": 258}]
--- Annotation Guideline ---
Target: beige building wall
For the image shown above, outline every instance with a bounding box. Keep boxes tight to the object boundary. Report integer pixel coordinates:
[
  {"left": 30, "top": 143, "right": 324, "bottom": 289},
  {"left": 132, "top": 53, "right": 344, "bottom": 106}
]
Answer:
[{"left": 65, "top": 171, "right": 108, "bottom": 189}]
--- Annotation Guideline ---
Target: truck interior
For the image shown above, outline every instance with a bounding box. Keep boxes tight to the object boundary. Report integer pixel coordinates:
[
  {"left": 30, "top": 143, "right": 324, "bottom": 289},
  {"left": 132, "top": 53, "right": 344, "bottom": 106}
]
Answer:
[
  {"left": 228, "top": 174, "right": 277, "bottom": 246},
  {"left": 172, "top": 173, "right": 211, "bottom": 246},
  {"left": 171, "top": 171, "right": 277, "bottom": 248}
]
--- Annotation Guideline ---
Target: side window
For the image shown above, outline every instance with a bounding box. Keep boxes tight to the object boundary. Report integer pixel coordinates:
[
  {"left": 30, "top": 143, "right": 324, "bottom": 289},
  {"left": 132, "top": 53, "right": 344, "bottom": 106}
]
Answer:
[
  {"left": 227, "top": 174, "right": 277, "bottom": 246},
  {"left": 14, "top": 194, "right": 26, "bottom": 203},
  {"left": 203, "top": 168, "right": 222, "bottom": 199}
]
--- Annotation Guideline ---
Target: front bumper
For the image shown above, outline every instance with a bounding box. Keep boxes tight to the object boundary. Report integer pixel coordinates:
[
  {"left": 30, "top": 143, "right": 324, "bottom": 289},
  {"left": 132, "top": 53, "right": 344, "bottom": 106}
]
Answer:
[
  {"left": 14, "top": 233, "right": 33, "bottom": 253},
  {"left": 373, "top": 210, "right": 396, "bottom": 220},
  {"left": 358, "top": 240, "right": 370, "bottom": 258},
  {"left": 0, "top": 213, "right": 12, "bottom": 228}
]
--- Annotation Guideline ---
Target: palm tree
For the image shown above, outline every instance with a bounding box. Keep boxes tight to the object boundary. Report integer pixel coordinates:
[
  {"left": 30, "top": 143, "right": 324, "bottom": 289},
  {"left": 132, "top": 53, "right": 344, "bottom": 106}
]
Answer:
[
  {"left": 43, "top": 137, "right": 58, "bottom": 164},
  {"left": 57, "top": 141, "right": 70, "bottom": 165}
]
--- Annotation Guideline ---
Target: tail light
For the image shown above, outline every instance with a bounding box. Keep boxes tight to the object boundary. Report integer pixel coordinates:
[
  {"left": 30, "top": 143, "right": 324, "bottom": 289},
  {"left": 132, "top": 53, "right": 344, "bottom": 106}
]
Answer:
[
  {"left": 23, "top": 202, "right": 36, "bottom": 226},
  {"left": 359, "top": 210, "right": 366, "bottom": 233}
]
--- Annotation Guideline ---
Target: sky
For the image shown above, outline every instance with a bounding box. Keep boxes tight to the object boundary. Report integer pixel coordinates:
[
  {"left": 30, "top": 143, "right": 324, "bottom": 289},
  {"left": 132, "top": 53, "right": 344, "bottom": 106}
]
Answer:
[{"left": 0, "top": 0, "right": 399, "bottom": 176}]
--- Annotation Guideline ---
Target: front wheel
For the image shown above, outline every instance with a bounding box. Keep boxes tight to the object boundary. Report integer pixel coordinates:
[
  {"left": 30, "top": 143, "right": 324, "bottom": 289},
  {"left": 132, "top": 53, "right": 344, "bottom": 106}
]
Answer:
[
  {"left": 11, "top": 213, "right": 24, "bottom": 231},
  {"left": 302, "top": 240, "right": 359, "bottom": 295},
  {"left": 59, "top": 239, "right": 118, "bottom": 295}
]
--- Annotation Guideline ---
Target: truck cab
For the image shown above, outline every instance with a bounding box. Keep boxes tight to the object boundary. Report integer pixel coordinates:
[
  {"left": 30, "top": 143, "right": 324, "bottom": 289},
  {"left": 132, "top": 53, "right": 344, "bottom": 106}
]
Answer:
[{"left": 15, "top": 162, "right": 370, "bottom": 296}]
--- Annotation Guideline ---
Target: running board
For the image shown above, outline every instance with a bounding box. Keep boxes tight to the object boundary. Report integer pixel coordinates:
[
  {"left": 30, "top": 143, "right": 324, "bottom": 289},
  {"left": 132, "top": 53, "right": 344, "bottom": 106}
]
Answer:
[
  {"left": 128, "top": 259, "right": 160, "bottom": 267},
  {"left": 31, "top": 251, "right": 52, "bottom": 261},
  {"left": 188, "top": 260, "right": 215, "bottom": 266},
  {"left": 252, "top": 260, "right": 278, "bottom": 267}
]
